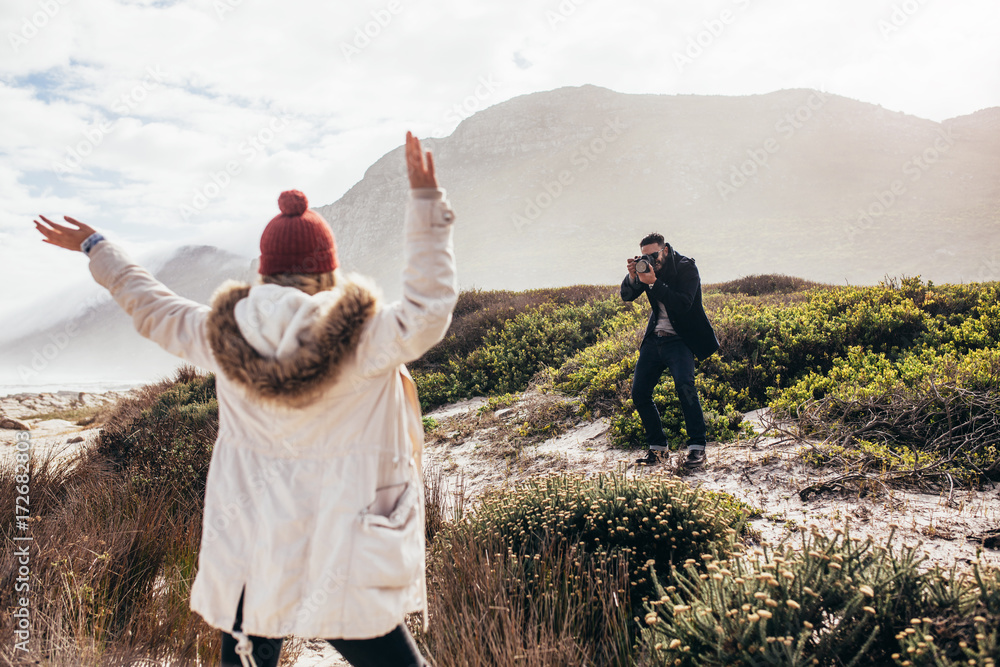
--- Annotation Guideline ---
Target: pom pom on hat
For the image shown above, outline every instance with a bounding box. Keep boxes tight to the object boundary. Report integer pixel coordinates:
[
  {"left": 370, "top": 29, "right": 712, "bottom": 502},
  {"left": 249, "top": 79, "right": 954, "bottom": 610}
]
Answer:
[
  {"left": 259, "top": 190, "right": 339, "bottom": 275},
  {"left": 278, "top": 190, "right": 309, "bottom": 216}
]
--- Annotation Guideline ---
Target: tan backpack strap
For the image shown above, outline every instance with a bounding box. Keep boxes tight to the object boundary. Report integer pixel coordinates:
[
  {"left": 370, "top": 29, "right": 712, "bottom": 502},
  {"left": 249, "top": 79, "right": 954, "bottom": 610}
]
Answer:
[{"left": 399, "top": 367, "right": 424, "bottom": 479}]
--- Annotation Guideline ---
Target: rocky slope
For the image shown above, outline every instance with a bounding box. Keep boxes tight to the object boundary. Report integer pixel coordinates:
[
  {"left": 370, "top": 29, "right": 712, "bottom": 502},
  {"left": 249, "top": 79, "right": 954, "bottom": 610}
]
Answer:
[{"left": 316, "top": 85, "right": 1000, "bottom": 299}]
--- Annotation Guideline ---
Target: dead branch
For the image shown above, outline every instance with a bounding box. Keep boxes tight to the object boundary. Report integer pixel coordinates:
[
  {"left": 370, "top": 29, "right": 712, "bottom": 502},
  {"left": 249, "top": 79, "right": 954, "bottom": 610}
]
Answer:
[{"left": 766, "top": 382, "right": 1000, "bottom": 498}]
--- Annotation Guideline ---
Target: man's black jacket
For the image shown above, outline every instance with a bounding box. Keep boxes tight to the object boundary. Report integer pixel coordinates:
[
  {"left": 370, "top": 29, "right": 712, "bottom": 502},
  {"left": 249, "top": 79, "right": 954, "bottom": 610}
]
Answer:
[{"left": 620, "top": 245, "right": 720, "bottom": 360}]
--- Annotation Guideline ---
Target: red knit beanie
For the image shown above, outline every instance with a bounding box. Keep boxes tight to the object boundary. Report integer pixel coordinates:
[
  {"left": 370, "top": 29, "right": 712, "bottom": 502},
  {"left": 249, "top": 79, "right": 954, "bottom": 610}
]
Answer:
[{"left": 258, "top": 190, "right": 338, "bottom": 275}]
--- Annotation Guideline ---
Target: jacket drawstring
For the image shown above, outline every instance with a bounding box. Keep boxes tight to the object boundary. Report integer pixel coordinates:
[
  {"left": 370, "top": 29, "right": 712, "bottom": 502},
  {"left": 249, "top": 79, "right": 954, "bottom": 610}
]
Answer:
[
  {"left": 418, "top": 474, "right": 429, "bottom": 633},
  {"left": 232, "top": 630, "right": 258, "bottom": 667},
  {"left": 400, "top": 366, "right": 430, "bottom": 631}
]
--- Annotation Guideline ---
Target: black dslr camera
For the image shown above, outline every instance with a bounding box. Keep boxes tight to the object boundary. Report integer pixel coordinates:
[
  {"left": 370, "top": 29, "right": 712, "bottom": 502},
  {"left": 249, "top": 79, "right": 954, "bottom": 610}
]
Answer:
[{"left": 634, "top": 253, "right": 659, "bottom": 274}]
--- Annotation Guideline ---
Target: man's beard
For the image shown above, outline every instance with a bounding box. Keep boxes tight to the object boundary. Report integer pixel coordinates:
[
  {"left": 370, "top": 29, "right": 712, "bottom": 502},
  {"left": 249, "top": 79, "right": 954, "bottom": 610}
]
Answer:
[{"left": 653, "top": 253, "right": 670, "bottom": 281}]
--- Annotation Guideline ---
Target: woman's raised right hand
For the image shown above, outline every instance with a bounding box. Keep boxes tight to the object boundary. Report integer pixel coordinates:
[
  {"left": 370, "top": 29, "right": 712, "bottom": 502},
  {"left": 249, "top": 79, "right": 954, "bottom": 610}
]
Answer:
[{"left": 405, "top": 131, "right": 437, "bottom": 190}]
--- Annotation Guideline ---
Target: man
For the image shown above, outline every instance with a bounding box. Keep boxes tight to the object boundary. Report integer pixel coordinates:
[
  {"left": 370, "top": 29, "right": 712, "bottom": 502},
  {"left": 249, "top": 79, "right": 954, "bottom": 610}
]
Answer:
[{"left": 621, "top": 233, "right": 719, "bottom": 470}]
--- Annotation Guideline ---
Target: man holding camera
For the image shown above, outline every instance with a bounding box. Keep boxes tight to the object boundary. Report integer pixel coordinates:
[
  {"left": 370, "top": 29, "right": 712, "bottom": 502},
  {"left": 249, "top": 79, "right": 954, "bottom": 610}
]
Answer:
[{"left": 622, "top": 233, "right": 719, "bottom": 470}]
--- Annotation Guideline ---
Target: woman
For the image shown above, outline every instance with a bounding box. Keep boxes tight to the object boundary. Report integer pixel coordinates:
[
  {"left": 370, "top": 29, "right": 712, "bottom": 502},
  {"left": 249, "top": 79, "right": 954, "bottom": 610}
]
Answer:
[{"left": 34, "top": 132, "right": 456, "bottom": 667}]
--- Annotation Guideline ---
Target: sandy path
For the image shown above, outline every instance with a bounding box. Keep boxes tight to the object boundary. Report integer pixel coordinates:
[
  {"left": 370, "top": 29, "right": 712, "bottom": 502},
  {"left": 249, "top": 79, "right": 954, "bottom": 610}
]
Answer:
[{"left": 422, "top": 391, "right": 1000, "bottom": 571}]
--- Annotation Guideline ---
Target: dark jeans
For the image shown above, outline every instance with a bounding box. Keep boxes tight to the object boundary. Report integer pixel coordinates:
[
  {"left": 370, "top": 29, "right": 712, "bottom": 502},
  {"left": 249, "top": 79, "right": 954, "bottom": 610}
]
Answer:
[
  {"left": 631, "top": 334, "right": 706, "bottom": 451},
  {"left": 220, "top": 587, "right": 428, "bottom": 667}
]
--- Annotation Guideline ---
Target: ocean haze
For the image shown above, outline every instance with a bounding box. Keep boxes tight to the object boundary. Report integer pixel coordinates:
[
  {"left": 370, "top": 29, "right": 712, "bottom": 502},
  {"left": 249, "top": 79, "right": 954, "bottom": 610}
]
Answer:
[
  {"left": 0, "top": 245, "right": 255, "bottom": 388},
  {"left": 3, "top": 85, "right": 997, "bottom": 387}
]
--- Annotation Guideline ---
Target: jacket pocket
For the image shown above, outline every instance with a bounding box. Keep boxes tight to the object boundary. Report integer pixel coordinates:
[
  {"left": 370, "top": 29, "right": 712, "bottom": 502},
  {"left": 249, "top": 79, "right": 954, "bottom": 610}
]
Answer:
[{"left": 354, "top": 482, "right": 422, "bottom": 589}]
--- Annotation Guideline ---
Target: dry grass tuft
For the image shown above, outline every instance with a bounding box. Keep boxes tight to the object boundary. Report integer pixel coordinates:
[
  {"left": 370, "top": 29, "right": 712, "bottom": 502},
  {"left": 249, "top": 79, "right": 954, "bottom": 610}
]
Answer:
[{"left": 0, "top": 366, "right": 246, "bottom": 666}]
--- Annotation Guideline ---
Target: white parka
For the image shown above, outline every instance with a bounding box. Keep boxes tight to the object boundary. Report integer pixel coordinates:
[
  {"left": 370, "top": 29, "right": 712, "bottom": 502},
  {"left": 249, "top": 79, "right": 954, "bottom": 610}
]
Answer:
[{"left": 87, "top": 188, "right": 457, "bottom": 639}]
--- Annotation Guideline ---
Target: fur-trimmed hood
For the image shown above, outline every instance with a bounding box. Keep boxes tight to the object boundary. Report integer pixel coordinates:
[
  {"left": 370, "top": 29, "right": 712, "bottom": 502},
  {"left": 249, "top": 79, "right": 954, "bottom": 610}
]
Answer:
[{"left": 206, "top": 278, "right": 378, "bottom": 409}]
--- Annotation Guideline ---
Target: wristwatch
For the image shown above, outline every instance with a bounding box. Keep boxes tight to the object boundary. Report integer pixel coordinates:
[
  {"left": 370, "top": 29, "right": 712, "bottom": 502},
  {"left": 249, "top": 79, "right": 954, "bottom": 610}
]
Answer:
[{"left": 81, "top": 232, "right": 106, "bottom": 255}]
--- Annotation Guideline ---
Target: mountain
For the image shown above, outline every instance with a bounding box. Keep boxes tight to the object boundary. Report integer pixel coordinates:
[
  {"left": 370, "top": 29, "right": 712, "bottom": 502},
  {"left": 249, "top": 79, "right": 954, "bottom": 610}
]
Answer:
[
  {"left": 316, "top": 85, "right": 1000, "bottom": 297},
  {"left": 0, "top": 245, "right": 254, "bottom": 386},
  {"left": 4, "top": 86, "right": 998, "bottom": 387}
]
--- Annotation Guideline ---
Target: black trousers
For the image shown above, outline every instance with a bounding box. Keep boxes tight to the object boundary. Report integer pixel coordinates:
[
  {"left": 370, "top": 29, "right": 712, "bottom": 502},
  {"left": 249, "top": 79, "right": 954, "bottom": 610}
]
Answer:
[
  {"left": 220, "top": 587, "right": 428, "bottom": 667},
  {"left": 631, "top": 334, "right": 707, "bottom": 450}
]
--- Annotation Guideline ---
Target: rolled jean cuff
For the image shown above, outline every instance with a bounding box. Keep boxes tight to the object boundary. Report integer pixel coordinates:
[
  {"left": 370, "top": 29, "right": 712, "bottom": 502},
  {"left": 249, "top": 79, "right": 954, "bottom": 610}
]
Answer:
[
  {"left": 686, "top": 443, "right": 706, "bottom": 451},
  {"left": 649, "top": 444, "right": 670, "bottom": 452}
]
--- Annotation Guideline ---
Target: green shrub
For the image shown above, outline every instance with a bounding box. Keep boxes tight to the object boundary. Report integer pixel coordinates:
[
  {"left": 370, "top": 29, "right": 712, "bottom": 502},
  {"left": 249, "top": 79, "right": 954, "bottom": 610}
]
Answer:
[
  {"left": 754, "top": 280, "right": 1000, "bottom": 484},
  {"left": 919, "top": 285, "right": 1000, "bottom": 355},
  {"left": 773, "top": 347, "right": 1000, "bottom": 483},
  {"left": 409, "top": 285, "right": 619, "bottom": 373},
  {"left": 410, "top": 369, "right": 452, "bottom": 409},
  {"left": 96, "top": 366, "right": 217, "bottom": 505},
  {"left": 479, "top": 392, "right": 519, "bottom": 413},
  {"left": 918, "top": 282, "right": 990, "bottom": 317},
  {"left": 549, "top": 309, "right": 645, "bottom": 414},
  {"left": 889, "top": 561, "right": 1000, "bottom": 666},
  {"left": 445, "top": 471, "right": 754, "bottom": 615},
  {"left": 701, "top": 284, "right": 932, "bottom": 408},
  {"left": 642, "top": 526, "right": 999, "bottom": 666},
  {"left": 413, "top": 278, "right": 1000, "bottom": 484},
  {"left": 422, "top": 470, "right": 755, "bottom": 665},
  {"left": 414, "top": 297, "right": 628, "bottom": 409},
  {"left": 773, "top": 346, "right": 1000, "bottom": 409}
]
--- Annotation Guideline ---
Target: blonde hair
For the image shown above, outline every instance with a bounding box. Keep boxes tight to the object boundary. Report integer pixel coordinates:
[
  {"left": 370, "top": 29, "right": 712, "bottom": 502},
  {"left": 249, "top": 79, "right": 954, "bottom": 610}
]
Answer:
[{"left": 258, "top": 271, "right": 337, "bottom": 296}]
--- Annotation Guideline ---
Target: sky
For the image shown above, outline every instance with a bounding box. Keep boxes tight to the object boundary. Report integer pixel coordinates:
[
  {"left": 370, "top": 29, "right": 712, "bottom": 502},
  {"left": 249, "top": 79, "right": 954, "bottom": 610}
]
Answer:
[{"left": 1, "top": 0, "right": 999, "bottom": 321}]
